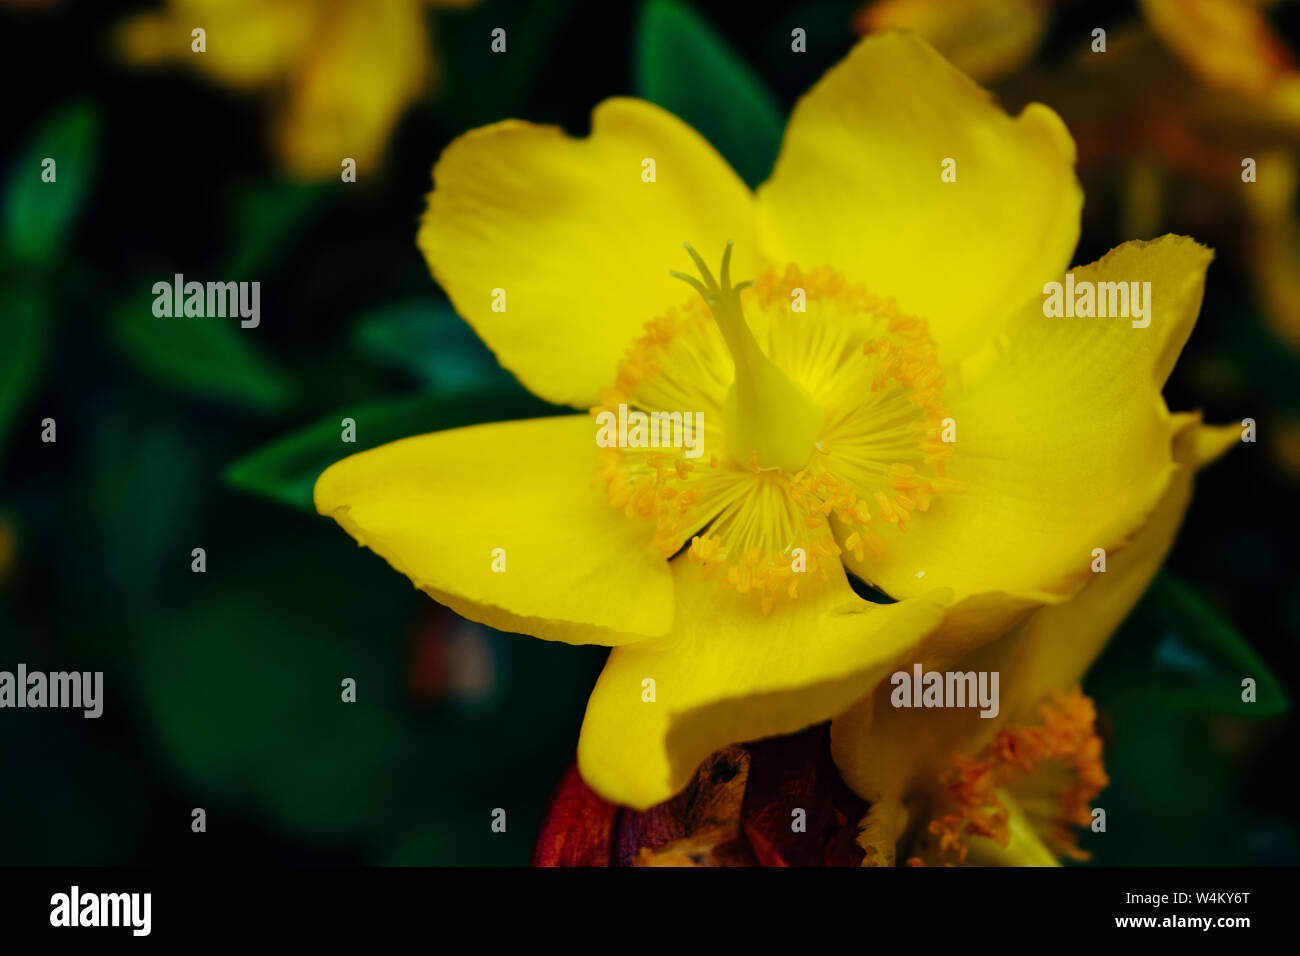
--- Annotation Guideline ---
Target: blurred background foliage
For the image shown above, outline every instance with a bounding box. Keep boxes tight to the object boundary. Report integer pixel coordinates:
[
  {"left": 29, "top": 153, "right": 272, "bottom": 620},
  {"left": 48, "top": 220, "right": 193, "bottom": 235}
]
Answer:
[{"left": 0, "top": 0, "right": 1296, "bottom": 865}]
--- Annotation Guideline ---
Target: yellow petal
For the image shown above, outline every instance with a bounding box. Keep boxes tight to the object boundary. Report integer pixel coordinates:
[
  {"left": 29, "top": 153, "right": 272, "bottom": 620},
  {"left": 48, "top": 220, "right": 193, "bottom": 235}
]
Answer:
[
  {"left": 757, "top": 31, "right": 1081, "bottom": 361},
  {"left": 117, "top": 0, "right": 315, "bottom": 91},
  {"left": 831, "top": 619, "right": 1026, "bottom": 803},
  {"left": 845, "top": 235, "right": 1214, "bottom": 619},
  {"left": 276, "top": 0, "right": 431, "bottom": 179},
  {"left": 992, "top": 414, "right": 1240, "bottom": 725},
  {"left": 577, "top": 560, "right": 950, "bottom": 809},
  {"left": 1142, "top": 0, "right": 1300, "bottom": 121},
  {"left": 314, "top": 415, "right": 673, "bottom": 645},
  {"left": 418, "top": 98, "right": 760, "bottom": 408},
  {"left": 831, "top": 413, "right": 1237, "bottom": 804},
  {"left": 857, "top": 0, "right": 1049, "bottom": 85}
]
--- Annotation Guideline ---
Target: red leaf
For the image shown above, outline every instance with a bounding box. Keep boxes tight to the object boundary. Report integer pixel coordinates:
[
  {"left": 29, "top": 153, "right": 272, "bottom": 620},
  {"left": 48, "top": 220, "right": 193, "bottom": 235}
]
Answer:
[
  {"left": 533, "top": 762, "right": 617, "bottom": 867},
  {"left": 741, "top": 725, "right": 867, "bottom": 867}
]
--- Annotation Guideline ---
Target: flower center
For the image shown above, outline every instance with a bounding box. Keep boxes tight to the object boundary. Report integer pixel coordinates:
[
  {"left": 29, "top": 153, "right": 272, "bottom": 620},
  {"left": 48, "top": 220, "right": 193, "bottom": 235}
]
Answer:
[
  {"left": 670, "top": 242, "right": 824, "bottom": 473},
  {"left": 592, "top": 244, "right": 960, "bottom": 614}
]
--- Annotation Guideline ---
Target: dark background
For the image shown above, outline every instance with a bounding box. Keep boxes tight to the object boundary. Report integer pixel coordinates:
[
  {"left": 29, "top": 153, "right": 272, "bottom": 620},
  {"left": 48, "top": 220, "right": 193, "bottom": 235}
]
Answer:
[{"left": 1, "top": 0, "right": 1297, "bottom": 865}]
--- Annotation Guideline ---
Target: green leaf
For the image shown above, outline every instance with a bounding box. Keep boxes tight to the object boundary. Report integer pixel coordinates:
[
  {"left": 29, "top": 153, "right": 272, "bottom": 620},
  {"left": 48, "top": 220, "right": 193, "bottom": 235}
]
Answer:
[
  {"left": 3, "top": 102, "right": 99, "bottom": 263},
  {"left": 111, "top": 297, "right": 292, "bottom": 413},
  {"left": 128, "top": 542, "right": 414, "bottom": 842},
  {"left": 223, "top": 180, "right": 328, "bottom": 276},
  {"left": 104, "top": 184, "right": 320, "bottom": 415},
  {"left": 352, "top": 299, "right": 516, "bottom": 391},
  {"left": 635, "top": 0, "right": 784, "bottom": 189},
  {"left": 224, "top": 388, "right": 561, "bottom": 511},
  {"left": 78, "top": 396, "right": 210, "bottom": 606},
  {"left": 1088, "top": 572, "right": 1288, "bottom": 717},
  {"left": 0, "top": 283, "right": 50, "bottom": 460},
  {"left": 1074, "top": 699, "right": 1244, "bottom": 865},
  {"left": 118, "top": 525, "right": 602, "bottom": 856},
  {"left": 438, "top": 0, "right": 571, "bottom": 131}
]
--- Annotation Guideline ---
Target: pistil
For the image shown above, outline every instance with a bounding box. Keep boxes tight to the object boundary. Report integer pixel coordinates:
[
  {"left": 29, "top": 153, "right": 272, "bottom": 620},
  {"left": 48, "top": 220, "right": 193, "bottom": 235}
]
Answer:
[{"left": 671, "top": 242, "right": 824, "bottom": 472}]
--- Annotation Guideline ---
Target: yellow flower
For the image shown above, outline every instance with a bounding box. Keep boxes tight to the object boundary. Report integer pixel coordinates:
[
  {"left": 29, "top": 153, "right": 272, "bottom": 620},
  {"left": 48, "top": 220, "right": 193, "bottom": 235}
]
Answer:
[
  {"left": 859, "top": 0, "right": 1300, "bottom": 114},
  {"left": 838, "top": 416, "right": 1240, "bottom": 865},
  {"left": 116, "top": 0, "right": 476, "bottom": 180},
  {"left": 315, "top": 33, "right": 1230, "bottom": 811}
]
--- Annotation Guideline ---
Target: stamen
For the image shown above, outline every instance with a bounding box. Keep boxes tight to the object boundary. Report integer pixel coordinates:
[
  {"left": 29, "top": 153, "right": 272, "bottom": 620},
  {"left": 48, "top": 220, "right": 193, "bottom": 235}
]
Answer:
[
  {"left": 594, "top": 259, "right": 959, "bottom": 613},
  {"left": 918, "top": 688, "right": 1109, "bottom": 865}
]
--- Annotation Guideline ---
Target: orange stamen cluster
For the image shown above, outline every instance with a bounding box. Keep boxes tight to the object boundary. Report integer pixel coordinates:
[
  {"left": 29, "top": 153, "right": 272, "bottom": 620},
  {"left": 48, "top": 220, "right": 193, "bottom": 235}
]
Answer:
[{"left": 918, "top": 688, "right": 1110, "bottom": 865}]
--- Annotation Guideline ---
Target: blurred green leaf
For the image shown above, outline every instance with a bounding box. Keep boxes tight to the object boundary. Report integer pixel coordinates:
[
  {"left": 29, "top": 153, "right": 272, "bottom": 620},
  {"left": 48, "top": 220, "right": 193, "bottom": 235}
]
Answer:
[
  {"left": 1089, "top": 572, "right": 1288, "bottom": 717},
  {"left": 0, "top": 284, "right": 50, "bottom": 460},
  {"left": 224, "top": 181, "right": 327, "bottom": 276},
  {"left": 129, "top": 540, "right": 414, "bottom": 842},
  {"left": 121, "top": 524, "right": 600, "bottom": 859},
  {"left": 2, "top": 102, "right": 99, "bottom": 263},
  {"left": 635, "top": 0, "right": 784, "bottom": 188},
  {"left": 112, "top": 297, "right": 292, "bottom": 413},
  {"left": 439, "top": 0, "right": 571, "bottom": 131},
  {"left": 224, "top": 388, "right": 560, "bottom": 511},
  {"left": 352, "top": 299, "right": 515, "bottom": 391},
  {"left": 79, "top": 397, "right": 209, "bottom": 605},
  {"left": 1080, "top": 576, "right": 1285, "bottom": 864},
  {"left": 1075, "top": 699, "right": 1243, "bottom": 865}
]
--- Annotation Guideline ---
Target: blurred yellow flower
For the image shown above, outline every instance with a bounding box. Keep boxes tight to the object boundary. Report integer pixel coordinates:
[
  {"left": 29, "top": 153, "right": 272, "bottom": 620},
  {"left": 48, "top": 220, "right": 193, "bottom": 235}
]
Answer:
[
  {"left": 117, "top": 0, "right": 476, "bottom": 180},
  {"left": 315, "top": 33, "right": 1231, "bottom": 812},
  {"left": 859, "top": 0, "right": 1300, "bottom": 348},
  {"left": 856, "top": 0, "right": 1049, "bottom": 84}
]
